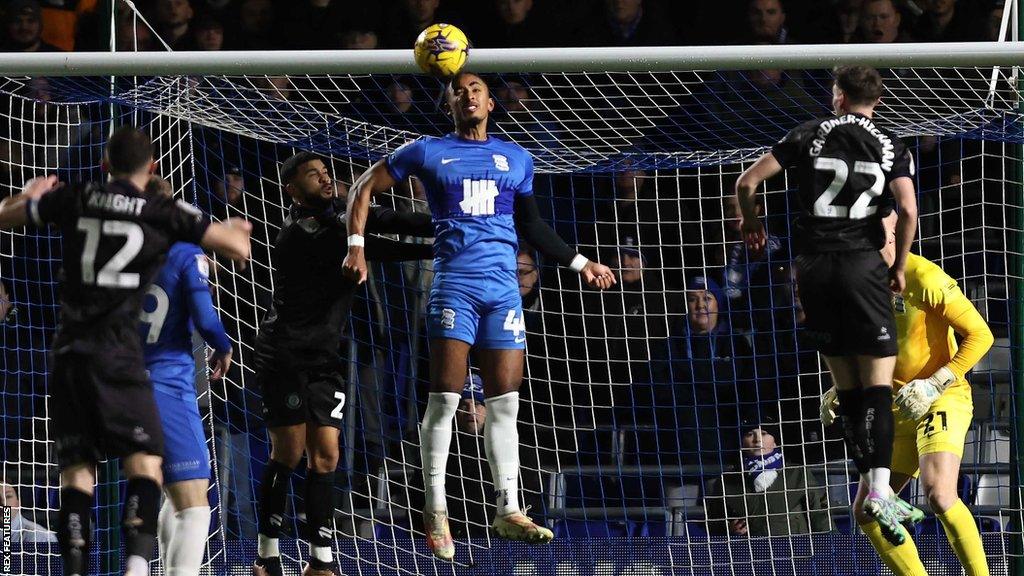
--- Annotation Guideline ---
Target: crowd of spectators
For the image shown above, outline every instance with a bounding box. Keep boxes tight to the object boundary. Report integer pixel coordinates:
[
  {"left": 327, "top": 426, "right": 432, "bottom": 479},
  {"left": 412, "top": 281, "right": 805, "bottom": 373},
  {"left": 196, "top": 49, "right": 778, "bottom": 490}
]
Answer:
[{"left": 0, "top": 0, "right": 1007, "bottom": 55}]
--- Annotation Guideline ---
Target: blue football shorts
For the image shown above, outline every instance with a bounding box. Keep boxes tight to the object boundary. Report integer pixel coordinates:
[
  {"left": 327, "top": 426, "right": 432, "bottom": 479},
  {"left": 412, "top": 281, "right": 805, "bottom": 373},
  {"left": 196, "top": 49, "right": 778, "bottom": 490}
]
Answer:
[
  {"left": 426, "top": 270, "right": 526, "bottom": 349},
  {"left": 153, "top": 384, "right": 211, "bottom": 484}
]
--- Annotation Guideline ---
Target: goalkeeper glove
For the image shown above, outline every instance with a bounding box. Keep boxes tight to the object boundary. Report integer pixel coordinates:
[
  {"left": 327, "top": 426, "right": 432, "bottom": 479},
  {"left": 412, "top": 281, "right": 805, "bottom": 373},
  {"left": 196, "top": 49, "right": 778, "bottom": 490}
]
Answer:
[
  {"left": 819, "top": 387, "right": 839, "bottom": 427},
  {"left": 894, "top": 366, "right": 956, "bottom": 421}
]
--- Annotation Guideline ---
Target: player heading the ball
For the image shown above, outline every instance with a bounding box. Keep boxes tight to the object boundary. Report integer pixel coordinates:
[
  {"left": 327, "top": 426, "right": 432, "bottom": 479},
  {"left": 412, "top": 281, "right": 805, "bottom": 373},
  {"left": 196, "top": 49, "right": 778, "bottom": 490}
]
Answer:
[{"left": 343, "top": 71, "right": 615, "bottom": 561}]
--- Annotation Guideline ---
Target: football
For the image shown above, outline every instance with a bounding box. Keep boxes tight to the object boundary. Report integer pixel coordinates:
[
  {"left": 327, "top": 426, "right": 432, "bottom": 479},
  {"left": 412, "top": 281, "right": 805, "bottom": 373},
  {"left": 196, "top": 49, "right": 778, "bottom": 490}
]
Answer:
[{"left": 413, "top": 23, "right": 470, "bottom": 78}]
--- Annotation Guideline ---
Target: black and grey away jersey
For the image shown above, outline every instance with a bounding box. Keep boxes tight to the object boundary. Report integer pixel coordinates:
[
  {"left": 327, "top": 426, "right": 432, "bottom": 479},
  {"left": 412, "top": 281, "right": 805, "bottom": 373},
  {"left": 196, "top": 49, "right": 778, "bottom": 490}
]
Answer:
[
  {"left": 27, "top": 179, "right": 210, "bottom": 353},
  {"left": 772, "top": 112, "right": 914, "bottom": 253}
]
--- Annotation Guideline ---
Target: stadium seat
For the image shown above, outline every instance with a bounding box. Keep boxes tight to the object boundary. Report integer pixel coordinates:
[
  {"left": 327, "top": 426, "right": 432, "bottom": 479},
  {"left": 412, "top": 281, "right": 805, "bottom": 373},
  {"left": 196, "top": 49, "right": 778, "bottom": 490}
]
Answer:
[
  {"left": 827, "top": 473, "right": 855, "bottom": 507},
  {"left": 961, "top": 424, "right": 979, "bottom": 466},
  {"left": 984, "top": 424, "right": 1010, "bottom": 464},
  {"left": 975, "top": 474, "right": 1010, "bottom": 507},
  {"left": 665, "top": 483, "right": 701, "bottom": 509},
  {"left": 978, "top": 516, "right": 1004, "bottom": 532},
  {"left": 554, "top": 519, "right": 633, "bottom": 538}
]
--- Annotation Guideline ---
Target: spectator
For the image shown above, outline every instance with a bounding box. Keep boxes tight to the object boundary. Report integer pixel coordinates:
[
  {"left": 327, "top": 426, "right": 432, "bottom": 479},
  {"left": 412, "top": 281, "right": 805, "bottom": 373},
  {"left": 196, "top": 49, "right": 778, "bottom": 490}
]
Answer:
[
  {"left": 494, "top": 80, "right": 560, "bottom": 147},
  {"left": 387, "top": 81, "right": 414, "bottom": 114},
  {"left": 232, "top": 0, "right": 277, "bottom": 49},
  {"left": 833, "top": 0, "right": 864, "bottom": 42},
  {"left": 517, "top": 249, "right": 540, "bottom": 311},
  {"left": 116, "top": 12, "right": 155, "bottom": 51},
  {"left": 0, "top": 280, "right": 14, "bottom": 325},
  {"left": 859, "top": 0, "right": 910, "bottom": 43},
  {"left": 664, "top": 276, "right": 755, "bottom": 463},
  {"left": 340, "top": 29, "right": 379, "bottom": 49},
  {"left": 574, "top": 0, "right": 676, "bottom": 47},
  {"left": 473, "top": 0, "right": 549, "bottom": 48},
  {"left": 982, "top": 2, "right": 1005, "bottom": 41},
  {"left": 3, "top": 0, "right": 62, "bottom": 52},
  {"left": 1, "top": 482, "right": 57, "bottom": 543},
  {"left": 153, "top": 0, "right": 195, "bottom": 50},
  {"left": 704, "top": 424, "right": 832, "bottom": 537},
  {"left": 913, "top": 0, "right": 974, "bottom": 42},
  {"left": 745, "top": 0, "right": 790, "bottom": 44},
  {"left": 192, "top": 14, "right": 225, "bottom": 51},
  {"left": 279, "top": 0, "right": 352, "bottom": 50},
  {"left": 721, "top": 194, "right": 786, "bottom": 329},
  {"left": 39, "top": 0, "right": 98, "bottom": 51},
  {"left": 382, "top": 0, "right": 441, "bottom": 48},
  {"left": 212, "top": 164, "right": 245, "bottom": 218}
]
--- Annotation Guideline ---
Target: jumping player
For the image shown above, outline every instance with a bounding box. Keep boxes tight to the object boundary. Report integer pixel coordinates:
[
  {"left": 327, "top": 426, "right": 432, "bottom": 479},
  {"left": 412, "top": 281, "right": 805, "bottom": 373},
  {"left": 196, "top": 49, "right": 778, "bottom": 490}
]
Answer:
[
  {"left": 0, "top": 127, "right": 250, "bottom": 576},
  {"left": 821, "top": 212, "right": 993, "bottom": 576},
  {"left": 140, "top": 176, "right": 234, "bottom": 576},
  {"left": 735, "top": 65, "right": 921, "bottom": 545},
  {"left": 252, "top": 152, "right": 433, "bottom": 576},
  {"left": 343, "top": 71, "right": 616, "bottom": 560}
]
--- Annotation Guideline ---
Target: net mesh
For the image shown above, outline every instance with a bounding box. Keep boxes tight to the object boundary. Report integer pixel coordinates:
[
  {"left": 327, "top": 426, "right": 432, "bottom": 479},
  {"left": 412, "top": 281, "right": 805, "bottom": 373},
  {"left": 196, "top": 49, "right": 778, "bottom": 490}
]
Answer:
[{"left": 0, "top": 61, "right": 1021, "bottom": 576}]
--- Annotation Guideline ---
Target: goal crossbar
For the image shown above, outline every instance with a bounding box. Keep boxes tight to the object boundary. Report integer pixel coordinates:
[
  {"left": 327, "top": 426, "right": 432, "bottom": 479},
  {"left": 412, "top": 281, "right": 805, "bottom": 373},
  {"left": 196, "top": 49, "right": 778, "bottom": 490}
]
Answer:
[{"left": 3, "top": 42, "right": 1024, "bottom": 76}]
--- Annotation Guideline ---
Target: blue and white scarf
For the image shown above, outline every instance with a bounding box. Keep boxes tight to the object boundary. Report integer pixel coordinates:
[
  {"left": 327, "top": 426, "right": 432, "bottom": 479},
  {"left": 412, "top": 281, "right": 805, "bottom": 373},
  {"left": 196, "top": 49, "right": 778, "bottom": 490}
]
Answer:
[{"left": 744, "top": 448, "right": 784, "bottom": 493}]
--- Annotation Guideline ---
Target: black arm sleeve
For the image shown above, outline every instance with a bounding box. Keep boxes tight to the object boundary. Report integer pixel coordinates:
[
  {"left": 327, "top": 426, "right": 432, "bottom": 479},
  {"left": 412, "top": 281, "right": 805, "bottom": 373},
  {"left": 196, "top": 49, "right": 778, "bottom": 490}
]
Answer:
[
  {"left": 364, "top": 236, "right": 433, "bottom": 262},
  {"left": 366, "top": 205, "right": 434, "bottom": 238},
  {"left": 513, "top": 194, "right": 576, "bottom": 266}
]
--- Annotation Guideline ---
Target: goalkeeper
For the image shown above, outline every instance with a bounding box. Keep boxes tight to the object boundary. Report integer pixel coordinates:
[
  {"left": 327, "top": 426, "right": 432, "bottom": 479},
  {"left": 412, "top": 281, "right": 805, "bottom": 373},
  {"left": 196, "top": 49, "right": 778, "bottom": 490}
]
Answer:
[{"left": 822, "top": 212, "right": 993, "bottom": 576}]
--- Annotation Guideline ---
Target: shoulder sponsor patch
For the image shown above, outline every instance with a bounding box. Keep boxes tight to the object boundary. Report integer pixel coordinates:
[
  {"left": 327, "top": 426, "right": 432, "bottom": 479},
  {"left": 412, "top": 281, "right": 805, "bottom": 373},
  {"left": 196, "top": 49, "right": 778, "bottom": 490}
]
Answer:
[{"left": 195, "top": 254, "right": 210, "bottom": 280}]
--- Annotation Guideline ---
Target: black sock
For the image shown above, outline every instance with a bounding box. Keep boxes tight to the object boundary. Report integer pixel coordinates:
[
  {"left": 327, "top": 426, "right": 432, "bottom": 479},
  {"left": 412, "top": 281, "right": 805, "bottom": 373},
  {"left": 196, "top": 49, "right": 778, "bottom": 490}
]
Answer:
[
  {"left": 258, "top": 459, "right": 294, "bottom": 539},
  {"left": 122, "top": 477, "right": 161, "bottom": 561},
  {"left": 305, "top": 470, "right": 337, "bottom": 548},
  {"left": 836, "top": 389, "right": 869, "bottom": 474},
  {"left": 860, "top": 385, "right": 895, "bottom": 470},
  {"left": 57, "top": 488, "right": 93, "bottom": 576}
]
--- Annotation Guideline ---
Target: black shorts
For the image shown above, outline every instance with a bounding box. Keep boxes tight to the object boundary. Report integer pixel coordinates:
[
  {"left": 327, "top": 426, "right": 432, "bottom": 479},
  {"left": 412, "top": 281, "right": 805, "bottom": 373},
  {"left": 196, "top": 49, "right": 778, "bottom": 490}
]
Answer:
[
  {"left": 51, "top": 350, "right": 164, "bottom": 470},
  {"left": 256, "top": 359, "right": 346, "bottom": 429},
  {"left": 796, "top": 250, "right": 898, "bottom": 357}
]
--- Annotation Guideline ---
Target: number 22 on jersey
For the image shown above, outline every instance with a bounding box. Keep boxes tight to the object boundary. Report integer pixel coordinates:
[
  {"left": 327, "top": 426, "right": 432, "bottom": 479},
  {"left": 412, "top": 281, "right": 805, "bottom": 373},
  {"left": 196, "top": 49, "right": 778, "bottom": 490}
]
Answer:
[{"left": 812, "top": 157, "right": 885, "bottom": 219}]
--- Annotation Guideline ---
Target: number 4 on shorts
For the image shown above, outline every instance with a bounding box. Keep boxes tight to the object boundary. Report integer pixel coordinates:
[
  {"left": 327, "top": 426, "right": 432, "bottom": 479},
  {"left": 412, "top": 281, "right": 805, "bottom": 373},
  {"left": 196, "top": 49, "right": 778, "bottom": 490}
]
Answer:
[{"left": 331, "top": 391, "right": 346, "bottom": 420}]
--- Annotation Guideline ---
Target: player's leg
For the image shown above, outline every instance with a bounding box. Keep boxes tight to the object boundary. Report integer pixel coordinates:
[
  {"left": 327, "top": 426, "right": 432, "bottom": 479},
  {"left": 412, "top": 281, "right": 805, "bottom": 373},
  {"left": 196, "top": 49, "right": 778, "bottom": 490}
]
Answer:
[
  {"left": 916, "top": 391, "right": 988, "bottom": 576},
  {"left": 154, "top": 385, "right": 212, "bottom": 576},
  {"left": 477, "top": 347, "right": 553, "bottom": 544},
  {"left": 421, "top": 337, "right": 471, "bottom": 560},
  {"left": 302, "top": 370, "right": 345, "bottom": 575},
  {"left": 856, "top": 354, "right": 899, "bottom": 496},
  {"left": 254, "top": 424, "right": 304, "bottom": 575},
  {"left": 856, "top": 422, "right": 927, "bottom": 576},
  {"left": 162, "top": 479, "right": 211, "bottom": 576},
  {"left": 58, "top": 463, "right": 97, "bottom": 576},
  {"left": 253, "top": 362, "right": 309, "bottom": 575},
  {"left": 823, "top": 355, "right": 870, "bottom": 476},
  {"left": 122, "top": 452, "right": 165, "bottom": 576}
]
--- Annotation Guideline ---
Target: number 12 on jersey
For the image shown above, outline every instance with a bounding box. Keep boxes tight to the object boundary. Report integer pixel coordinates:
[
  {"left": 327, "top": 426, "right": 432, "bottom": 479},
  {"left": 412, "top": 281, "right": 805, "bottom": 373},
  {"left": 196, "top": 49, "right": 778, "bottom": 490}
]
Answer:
[{"left": 812, "top": 157, "right": 885, "bottom": 219}]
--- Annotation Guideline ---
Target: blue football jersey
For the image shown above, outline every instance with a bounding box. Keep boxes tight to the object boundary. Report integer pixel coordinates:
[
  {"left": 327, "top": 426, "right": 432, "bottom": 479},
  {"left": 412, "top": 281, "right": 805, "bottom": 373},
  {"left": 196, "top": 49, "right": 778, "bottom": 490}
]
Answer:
[
  {"left": 386, "top": 133, "right": 533, "bottom": 272},
  {"left": 140, "top": 242, "right": 231, "bottom": 393}
]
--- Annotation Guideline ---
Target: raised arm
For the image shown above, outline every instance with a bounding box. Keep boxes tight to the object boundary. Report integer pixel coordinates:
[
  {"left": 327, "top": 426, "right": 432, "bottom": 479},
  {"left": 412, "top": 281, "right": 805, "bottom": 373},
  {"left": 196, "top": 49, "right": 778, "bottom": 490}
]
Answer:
[
  {"left": 366, "top": 204, "right": 433, "bottom": 238},
  {"left": 199, "top": 218, "right": 252, "bottom": 263},
  {"left": 365, "top": 235, "right": 433, "bottom": 262},
  {"left": 735, "top": 153, "right": 783, "bottom": 254},
  {"left": 513, "top": 194, "right": 616, "bottom": 290},
  {"left": 343, "top": 160, "right": 398, "bottom": 284},
  {"left": 0, "top": 176, "right": 60, "bottom": 229},
  {"left": 888, "top": 177, "right": 918, "bottom": 293}
]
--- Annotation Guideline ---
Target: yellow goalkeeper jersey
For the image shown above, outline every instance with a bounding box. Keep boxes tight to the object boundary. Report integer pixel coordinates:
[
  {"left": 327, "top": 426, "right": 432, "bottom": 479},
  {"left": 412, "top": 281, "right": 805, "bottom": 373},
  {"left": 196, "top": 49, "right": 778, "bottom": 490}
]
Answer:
[{"left": 892, "top": 253, "right": 993, "bottom": 391}]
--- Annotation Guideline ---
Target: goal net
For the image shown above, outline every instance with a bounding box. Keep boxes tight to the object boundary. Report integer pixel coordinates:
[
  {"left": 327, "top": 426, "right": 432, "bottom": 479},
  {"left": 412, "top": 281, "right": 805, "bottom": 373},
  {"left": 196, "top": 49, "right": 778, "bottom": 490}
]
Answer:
[{"left": 0, "top": 49, "right": 1022, "bottom": 576}]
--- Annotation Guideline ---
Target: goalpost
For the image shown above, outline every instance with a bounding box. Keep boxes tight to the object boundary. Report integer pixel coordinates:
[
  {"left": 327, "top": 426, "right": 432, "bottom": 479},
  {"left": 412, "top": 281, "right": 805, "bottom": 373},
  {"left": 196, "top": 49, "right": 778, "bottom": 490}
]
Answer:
[{"left": 0, "top": 34, "right": 1023, "bottom": 576}]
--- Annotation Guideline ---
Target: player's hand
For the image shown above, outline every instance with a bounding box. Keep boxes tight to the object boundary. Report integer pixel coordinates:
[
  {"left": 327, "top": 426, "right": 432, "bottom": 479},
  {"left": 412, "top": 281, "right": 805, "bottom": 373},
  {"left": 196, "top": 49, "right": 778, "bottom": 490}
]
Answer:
[
  {"left": 888, "top": 266, "right": 906, "bottom": 294},
  {"left": 581, "top": 261, "right": 616, "bottom": 290},
  {"left": 740, "top": 217, "right": 767, "bottom": 255},
  {"left": 819, "top": 386, "right": 839, "bottom": 427},
  {"left": 729, "top": 519, "right": 748, "bottom": 536},
  {"left": 342, "top": 247, "right": 367, "bottom": 284},
  {"left": 209, "top": 348, "right": 233, "bottom": 381},
  {"left": 22, "top": 175, "right": 60, "bottom": 199},
  {"left": 894, "top": 367, "right": 955, "bottom": 421}
]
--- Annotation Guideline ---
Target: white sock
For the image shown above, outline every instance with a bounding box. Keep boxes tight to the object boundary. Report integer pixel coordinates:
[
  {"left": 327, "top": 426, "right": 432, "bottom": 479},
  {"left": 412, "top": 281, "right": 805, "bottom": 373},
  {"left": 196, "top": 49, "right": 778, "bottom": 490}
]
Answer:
[
  {"left": 257, "top": 534, "right": 280, "bottom": 559},
  {"left": 420, "top": 392, "right": 460, "bottom": 513},
  {"left": 125, "top": 555, "right": 149, "bottom": 576},
  {"left": 869, "top": 467, "right": 892, "bottom": 496},
  {"left": 157, "top": 498, "right": 176, "bottom": 568},
  {"left": 484, "top": 391, "right": 521, "bottom": 516},
  {"left": 166, "top": 506, "right": 211, "bottom": 575},
  {"left": 311, "top": 545, "right": 332, "bottom": 563}
]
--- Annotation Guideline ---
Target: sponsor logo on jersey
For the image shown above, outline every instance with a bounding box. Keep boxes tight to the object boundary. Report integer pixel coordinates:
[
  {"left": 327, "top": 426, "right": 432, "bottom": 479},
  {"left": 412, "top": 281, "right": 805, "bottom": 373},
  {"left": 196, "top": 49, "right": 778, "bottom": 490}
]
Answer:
[{"left": 460, "top": 179, "right": 499, "bottom": 215}]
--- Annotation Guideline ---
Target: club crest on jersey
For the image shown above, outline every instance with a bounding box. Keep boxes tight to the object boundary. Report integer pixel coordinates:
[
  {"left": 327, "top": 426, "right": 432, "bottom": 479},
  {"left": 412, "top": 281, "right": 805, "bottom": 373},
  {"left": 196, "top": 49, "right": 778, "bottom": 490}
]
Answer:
[
  {"left": 492, "top": 154, "right": 509, "bottom": 171},
  {"left": 893, "top": 294, "right": 905, "bottom": 313}
]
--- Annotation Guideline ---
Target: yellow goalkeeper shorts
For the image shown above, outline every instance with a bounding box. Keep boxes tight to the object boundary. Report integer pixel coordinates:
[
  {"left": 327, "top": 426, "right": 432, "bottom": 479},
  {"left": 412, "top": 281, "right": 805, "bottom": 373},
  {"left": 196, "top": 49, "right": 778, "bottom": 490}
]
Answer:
[{"left": 891, "top": 382, "right": 973, "bottom": 478}]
